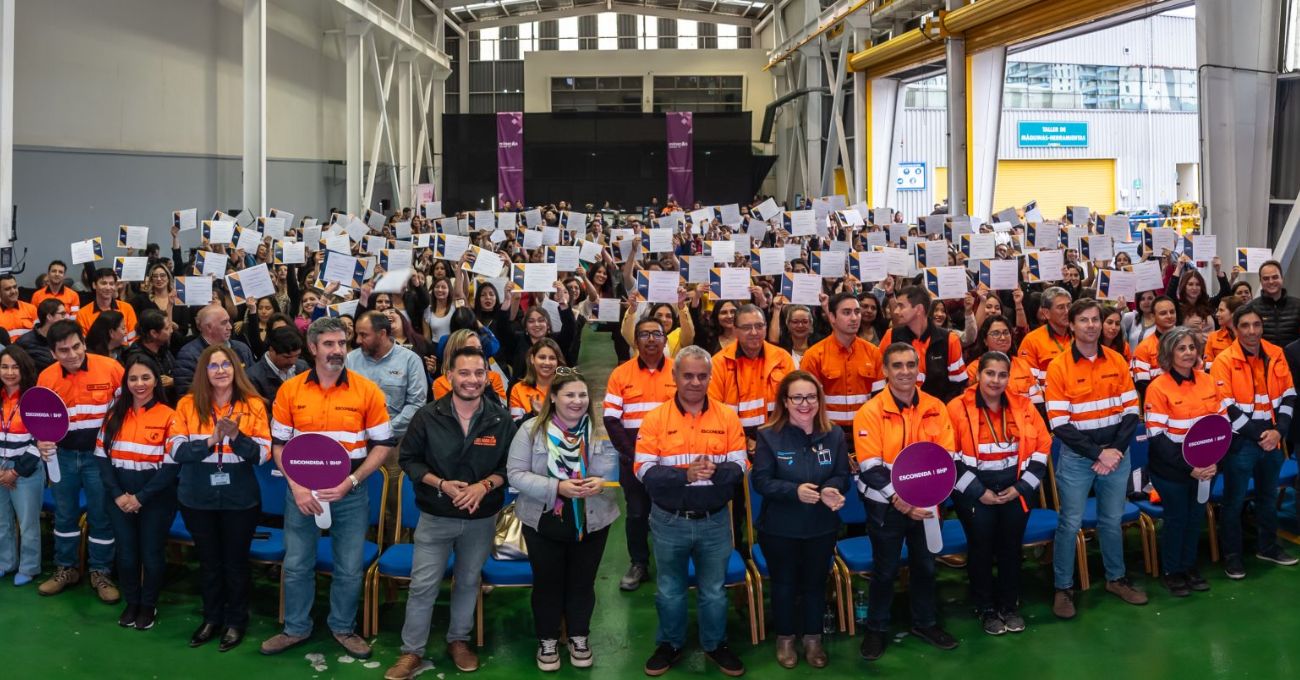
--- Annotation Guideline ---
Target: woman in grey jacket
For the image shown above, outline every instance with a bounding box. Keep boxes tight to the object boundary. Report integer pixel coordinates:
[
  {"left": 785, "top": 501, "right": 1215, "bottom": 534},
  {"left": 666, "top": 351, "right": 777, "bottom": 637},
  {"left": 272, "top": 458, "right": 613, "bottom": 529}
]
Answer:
[{"left": 507, "top": 369, "right": 619, "bottom": 672}]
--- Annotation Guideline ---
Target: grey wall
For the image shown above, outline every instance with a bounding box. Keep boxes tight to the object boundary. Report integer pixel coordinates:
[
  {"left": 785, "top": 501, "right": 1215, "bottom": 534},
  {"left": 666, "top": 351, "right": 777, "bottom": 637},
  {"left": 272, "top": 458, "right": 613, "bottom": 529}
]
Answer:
[{"left": 11, "top": 147, "right": 363, "bottom": 286}]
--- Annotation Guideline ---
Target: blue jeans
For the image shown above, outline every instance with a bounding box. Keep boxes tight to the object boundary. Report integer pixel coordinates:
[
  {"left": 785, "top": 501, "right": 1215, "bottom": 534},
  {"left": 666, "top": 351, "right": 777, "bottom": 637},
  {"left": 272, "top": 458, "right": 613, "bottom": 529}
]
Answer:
[
  {"left": 649, "top": 505, "right": 733, "bottom": 651},
  {"left": 1052, "top": 445, "right": 1132, "bottom": 588},
  {"left": 1149, "top": 473, "right": 1205, "bottom": 575},
  {"left": 399, "top": 513, "right": 495, "bottom": 655},
  {"left": 52, "top": 447, "right": 114, "bottom": 571},
  {"left": 1218, "top": 441, "right": 1283, "bottom": 558},
  {"left": 281, "top": 482, "right": 369, "bottom": 637},
  {"left": 0, "top": 462, "right": 44, "bottom": 575}
]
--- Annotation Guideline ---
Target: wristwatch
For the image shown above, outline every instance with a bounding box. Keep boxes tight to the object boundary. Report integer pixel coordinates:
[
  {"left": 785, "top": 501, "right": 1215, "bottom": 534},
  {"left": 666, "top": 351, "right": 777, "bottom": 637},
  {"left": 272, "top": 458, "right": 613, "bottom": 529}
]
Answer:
[
  {"left": 348, "top": 474, "right": 360, "bottom": 489},
  {"left": 481, "top": 478, "right": 495, "bottom": 491}
]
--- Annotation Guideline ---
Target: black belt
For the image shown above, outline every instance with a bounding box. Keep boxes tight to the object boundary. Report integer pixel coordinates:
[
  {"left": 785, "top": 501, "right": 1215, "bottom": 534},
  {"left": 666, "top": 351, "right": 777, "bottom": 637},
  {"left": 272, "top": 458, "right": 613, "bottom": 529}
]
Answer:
[{"left": 656, "top": 504, "right": 726, "bottom": 520}]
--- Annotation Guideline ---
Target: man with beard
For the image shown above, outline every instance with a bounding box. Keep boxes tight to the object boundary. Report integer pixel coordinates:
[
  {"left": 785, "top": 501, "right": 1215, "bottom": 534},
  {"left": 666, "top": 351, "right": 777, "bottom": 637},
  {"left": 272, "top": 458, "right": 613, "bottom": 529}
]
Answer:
[{"left": 261, "top": 317, "right": 396, "bottom": 660}]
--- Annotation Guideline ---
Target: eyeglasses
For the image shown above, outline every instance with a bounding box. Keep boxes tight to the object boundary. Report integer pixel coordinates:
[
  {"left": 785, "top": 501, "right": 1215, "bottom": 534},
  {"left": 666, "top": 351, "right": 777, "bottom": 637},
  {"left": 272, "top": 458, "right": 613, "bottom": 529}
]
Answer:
[
  {"left": 786, "top": 394, "right": 818, "bottom": 406},
  {"left": 987, "top": 330, "right": 1012, "bottom": 339},
  {"left": 207, "top": 361, "right": 233, "bottom": 372},
  {"left": 636, "top": 331, "right": 666, "bottom": 340},
  {"left": 737, "top": 323, "right": 766, "bottom": 333},
  {"left": 555, "top": 367, "right": 584, "bottom": 377}
]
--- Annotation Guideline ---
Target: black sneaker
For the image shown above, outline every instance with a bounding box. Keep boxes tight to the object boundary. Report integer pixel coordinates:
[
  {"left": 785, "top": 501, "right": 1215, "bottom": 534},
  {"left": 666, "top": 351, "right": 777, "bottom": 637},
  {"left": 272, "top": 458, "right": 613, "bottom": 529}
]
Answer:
[
  {"left": 1256, "top": 544, "right": 1300, "bottom": 566},
  {"left": 1224, "top": 554, "right": 1246, "bottom": 580},
  {"left": 644, "top": 644, "right": 682, "bottom": 677},
  {"left": 134, "top": 607, "right": 157, "bottom": 631},
  {"left": 1000, "top": 609, "right": 1026, "bottom": 633},
  {"left": 979, "top": 611, "right": 1006, "bottom": 636},
  {"left": 910, "top": 625, "right": 959, "bottom": 651},
  {"left": 117, "top": 603, "right": 139, "bottom": 628},
  {"left": 621, "top": 563, "right": 649, "bottom": 592},
  {"left": 1186, "top": 570, "right": 1211, "bottom": 592},
  {"left": 1162, "top": 573, "right": 1190, "bottom": 598},
  {"left": 704, "top": 644, "right": 744, "bottom": 677},
  {"left": 860, "top": 629, "right": 888, "bottom": 660}
]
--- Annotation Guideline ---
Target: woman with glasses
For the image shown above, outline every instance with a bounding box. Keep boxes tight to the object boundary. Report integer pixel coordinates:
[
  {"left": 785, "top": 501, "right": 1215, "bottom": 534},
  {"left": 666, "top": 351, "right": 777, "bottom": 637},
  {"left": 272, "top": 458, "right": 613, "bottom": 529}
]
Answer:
[
  {"left": 168, "top": 344, "right": 271, "bottom": 651},
  {"left": 751, "top": 371, "right": 849, "bottom": 668},
  {"left": 948, "top": 351, "right": 1050, "bottom": 635},
  {"left": 94, "top": 356, "right": 178, "bottom": 631},
  {"left": 509, "top": 339, "right": 566, "bottom": 422},
  {"left": 965, "top": 316, "right": 1040, "bottom": 402},
  {"left": 507, "top": 368, "right": 617, "bottom": 671},
  {"left": 131, "top": 260, "right": 191, "bottom": 351},
  {"left": 768, "top": 301, "right": 823, "bottom": 369}
]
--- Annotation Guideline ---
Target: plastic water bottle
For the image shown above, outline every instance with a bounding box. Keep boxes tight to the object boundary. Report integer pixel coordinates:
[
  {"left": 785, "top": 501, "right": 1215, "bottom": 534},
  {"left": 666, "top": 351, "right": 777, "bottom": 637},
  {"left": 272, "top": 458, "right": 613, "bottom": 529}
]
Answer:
[
  {"left": 854, "top": 589, "right": 868, "bottom": 624},
  {"left": 822, "top": 605, "right": 837, "bottom": 634}
]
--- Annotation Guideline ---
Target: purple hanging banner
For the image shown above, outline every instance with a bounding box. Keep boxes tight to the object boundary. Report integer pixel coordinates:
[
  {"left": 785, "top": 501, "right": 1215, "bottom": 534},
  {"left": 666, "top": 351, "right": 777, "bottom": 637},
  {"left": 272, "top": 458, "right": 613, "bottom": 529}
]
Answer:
[
  {"left": 666, "top": 112, "right": 694, "bottom": 209},
  {"left": 497, "top": 112, "right": 524, "bottom": 207}
]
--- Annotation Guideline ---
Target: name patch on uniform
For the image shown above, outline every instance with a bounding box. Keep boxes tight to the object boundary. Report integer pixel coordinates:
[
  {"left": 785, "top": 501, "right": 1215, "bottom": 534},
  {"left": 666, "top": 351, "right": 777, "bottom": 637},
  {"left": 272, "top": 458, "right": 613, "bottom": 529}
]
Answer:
[
  {"left": 776, "top": 451, "right": 795, "bottom": 466},
  {"left": 473, "top": 435, "right": 497, "bottom": 447}
]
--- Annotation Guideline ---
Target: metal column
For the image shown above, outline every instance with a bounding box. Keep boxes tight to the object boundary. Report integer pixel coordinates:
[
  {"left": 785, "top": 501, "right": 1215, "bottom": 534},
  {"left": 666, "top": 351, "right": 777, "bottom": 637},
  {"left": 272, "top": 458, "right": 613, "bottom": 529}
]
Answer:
[
  {"left": 944, "top": 0, "right": 968, "bottom": 217},
  {"left": 458, "top": 37, "right": 469, "bottom": 114},
  {"left": 0, "top": 0, "right": 13, "bottom": 247},
  {"left": 398, "top": 53, "right": 415, "bottom": 207},
  {"left": 242, "top": 0, "right": 266, "bottom": 215},
  {"left": 852, "top": 69, "right": 867, "bottom": 204},
  {"left": 969, "top": 47, "right": 1006, "bottom": 221},
  {"left": 345, "top": 24, "right": 366, "bottom": 215}
]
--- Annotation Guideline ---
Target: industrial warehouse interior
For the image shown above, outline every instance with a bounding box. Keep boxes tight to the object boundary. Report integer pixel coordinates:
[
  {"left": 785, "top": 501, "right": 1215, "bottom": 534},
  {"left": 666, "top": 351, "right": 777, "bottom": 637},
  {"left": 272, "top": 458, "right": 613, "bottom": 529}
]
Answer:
[{"left": 0, "top": 1, "right": 1299, "bottom": 679}]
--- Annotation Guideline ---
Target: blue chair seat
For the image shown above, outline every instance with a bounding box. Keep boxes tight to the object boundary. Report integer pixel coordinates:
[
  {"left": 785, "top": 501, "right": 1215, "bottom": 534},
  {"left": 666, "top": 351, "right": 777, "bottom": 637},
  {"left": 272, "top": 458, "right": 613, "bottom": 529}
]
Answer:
[
  {"left": 377, "top": 544, "right": 455, "bottom": 579},
  {"left": 1279, "top": 459, "right": 1298, "bottom": 486},
  {"left": 938, "top": 519, "right": 967, "bottom": 556},
  {"left": 686, "top": 550, "right": 748, "bottom": 586},
  {"left": 249, "top": 527, "right": 286, "bottom": 562},
  {"left": 481, "top": 554, "right": 533, "bottom": 586},
  {"left": 1209, "top": 475, "right": 1254, "bottom": 503},
  {"left": 1131, "top": 498, "right": 1164, "bottom": 519},
  {"left": 836, "top": 536, "right": 911, "bottom": 574},
  {"left": 1080, "top": 498, "right": 1141, "bottom": 529},
  {"left": 168, "top": 514, "right": 192, "bottom": 542},
  {"left": 316, "top": 539, "right": 379, "bottom": 572},
  {"left": 1023, "top": 509, "right": 1059, "bottom": 544}
]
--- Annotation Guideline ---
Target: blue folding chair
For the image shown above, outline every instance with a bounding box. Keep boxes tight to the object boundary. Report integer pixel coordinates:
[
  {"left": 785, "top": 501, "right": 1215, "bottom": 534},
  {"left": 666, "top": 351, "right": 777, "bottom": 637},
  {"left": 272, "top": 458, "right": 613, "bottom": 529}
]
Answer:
[
  {"left": 1128, "top": 428, "right": 1183, "bottom": 575},
  {"left": 832, "top": 487, "right": 899, "bottom": 637},
  {"left": 477, "top": 489, "right": 533, "bottom": 646},
  {"left": 366, "top": 472, "right": 454, "bottom": 637},
  {"left": 250, "top": 462, "right": 288, "bottom": 565},
  {"left": 743, "top": 474, "right": 846, "bottom": 640}
]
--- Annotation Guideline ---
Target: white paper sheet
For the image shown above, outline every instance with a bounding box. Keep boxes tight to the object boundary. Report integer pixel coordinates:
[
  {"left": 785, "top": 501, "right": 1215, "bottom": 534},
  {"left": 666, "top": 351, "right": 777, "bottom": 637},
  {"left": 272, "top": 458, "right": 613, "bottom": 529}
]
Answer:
[
  {"left": 578, "top": 239, "right": 603, "bottom": 263},
  {"left": 437, "top": 234, "right": 470, "bottom": 262},
  {"left": 323, "top": 252, "right": 361, "bottom": 286},
  {"left": 1097, "top": 269, "right": 1136, "bottom": 301},
  {"left": 854, "top": 251, "right": 888, "bottom": 282},
  {"left": 788, "top": 273, "right": 822, "bottom": 305},
  {"left": 963, "top": 232, "right": 996, "bottom": 261},
  {"left": 235, "top": 226, "right": 263, "bottom": 254},
  {"left": 118, "top": 225, "right": 149, "bottom": 250},
  {"left": 522, "top": 229, "right": 543, "bottom": 250},
  {"left": 175, "top": 276, "right": 213, "bottom": 306},
  {"left": 883, "top": 247, "right": 913, "bottom": 277},
  {"left": 227, "top": 263, "right": 277, "bottom": 302},
  {"left": 718, "top": 204, "right": 742, "bottom": 226},
  {"left": 203, "top": 220, "right": 235, "bottom": 245},
  {"left": 1130, "top": 260, "right": 1164, "bottom": 292},
  {"left": 707, "top": 240, "right": 735, "bottom": 264},
  {"left": 813, "top": 251, "right": 847, "bottom": 278},
  {"left": 752, "top": 198, "right": 780, "bottom": 222},
  {"left": 174, "top": 209, "right": 197, "bottom": 232},
  {"left": 647, "top": 228, "right": 674, "bottom": 253},
  {"left": 1192, "top": 234, "right": 1217, "bottom": 262},
  {"left": 983, "top": 259, "right": 1020, "bottom": 291},
  {"left": 1081, "top": 235, "right": 1113, "bottom": 262},
  {"left": 196, "top": 251, "right": 228, "bottom": 277},
  {"left": 302, "top": 226, "right": 322, "bottom": 251},
  {"left": 113, "top": 256, "right": 147, "bottom": 282},
  {"left": 374, "top": 268, "right": 413, "bottom": 294},
  {"left": 711, "top": 268, "right": 752, "bottom": 300},
  {"left": 642, "top": 271, "right": 682, "bottom": 304},
  {"left": 925, "top": 266, "right": 968, "bottom": 300},
  {"left": 260, "top": 217, "right": 287, "bottom": 240},
  {"left": 276, "top": 241, "right": 306, "bottom": 265},
  {"left": 789, "top": 210, "right": 817, "bottom": 236},
  {"left": 755, "top": 248, "right": 785, "bottom": 276},
  {"left": 1147, "top": 227, "right": 1178, "bottom": 255},
  {"left": 469, "top": 248, "right": 505, "bottom": 278},
  {"left": 381, "top": 248, "right": 413, "bottom": 272},
  {"left": 686, "top": 255, "right": 712, "bottom": 284}
]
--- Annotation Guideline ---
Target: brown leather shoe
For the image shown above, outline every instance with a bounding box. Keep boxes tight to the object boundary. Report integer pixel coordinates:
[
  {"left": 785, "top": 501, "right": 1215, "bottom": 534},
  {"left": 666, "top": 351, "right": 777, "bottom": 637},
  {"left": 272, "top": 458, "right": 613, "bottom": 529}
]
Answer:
[
  {"left": 334, "top": 631, "right": 372, "bottom": 659},
  {"left": 802, "top": 634, "right": 828, "bottom": 668},
  {"left": 37, "top": 566, "right": 80, "bottom": 596},
  {"left": 1105, "top": 577, "right": 1149, "bottom": 605},
  {"left": 1052, "top": 589, "right": 1076, "bottom": 619},
  {"left": 259, "top": 632, "right": 310, "bottom": 656},
  {"left": 89, "top": 571, "right": 120, "bottom": 604},
  {"left": 447, "top": 641, "right": 479, "bottom": 672},
  {"left": 384, "top": 653, "right": 424, "bottom": 680},
  {"left": 775, "top": 635, "right": 797, "bottom": 668}
]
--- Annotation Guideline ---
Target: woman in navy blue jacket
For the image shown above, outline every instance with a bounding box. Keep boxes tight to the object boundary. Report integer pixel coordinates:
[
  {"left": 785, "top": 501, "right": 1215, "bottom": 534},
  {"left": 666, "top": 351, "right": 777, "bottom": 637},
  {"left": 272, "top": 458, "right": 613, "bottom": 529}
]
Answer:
[{"left": 752, "top": 370, "right": 850, "bottom": 669}]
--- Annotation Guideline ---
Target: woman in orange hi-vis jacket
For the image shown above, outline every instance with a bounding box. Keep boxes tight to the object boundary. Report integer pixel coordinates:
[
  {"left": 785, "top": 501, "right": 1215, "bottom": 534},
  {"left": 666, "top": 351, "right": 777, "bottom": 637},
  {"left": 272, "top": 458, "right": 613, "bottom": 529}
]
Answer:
[
  {"left": 948, "top": 352, "right": 1050, "bottom": 636},
  {"left": 853, "top": 342, "right": 959, "bottom": 662},
  {"left": 1143, "top": 327, "right": 1224, "bottom": 597},
  {"left": 94, "top": 355, "right": 178, "bottom": 632},
  {"left": 168, "top": 344, "right": 271, "bottom": 651}
]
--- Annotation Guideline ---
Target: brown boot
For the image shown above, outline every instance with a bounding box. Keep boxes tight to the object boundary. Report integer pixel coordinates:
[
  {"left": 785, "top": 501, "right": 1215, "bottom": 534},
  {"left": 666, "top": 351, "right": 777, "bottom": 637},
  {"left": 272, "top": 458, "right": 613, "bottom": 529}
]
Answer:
[
  {"left": 37, "top": 566, "right": 80, "bottom": 596},
  {"left": 802, "top": 635, "right": 828, "bottom": 668},
  {"left": 447, "top": 641, "right": 479, "bottom": 672},
  {"left": 384, "top": 653, "right": 423, "bottom": 680},
  {"left": 89, "top": 571, "right": 121, "bottom": 604},
  {"left": 775, "top": 635, "right": 797, "bottom": 668}
]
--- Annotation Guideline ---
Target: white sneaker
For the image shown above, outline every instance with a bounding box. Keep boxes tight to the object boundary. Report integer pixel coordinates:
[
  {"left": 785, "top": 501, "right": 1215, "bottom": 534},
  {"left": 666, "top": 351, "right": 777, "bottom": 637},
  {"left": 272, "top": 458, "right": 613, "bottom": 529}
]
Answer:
[
  {"left": 537, "top": 638, "right": 561, "bottom": 672},
  {"left": 568, "top": 636, "right": 593, "bottom": 668}
]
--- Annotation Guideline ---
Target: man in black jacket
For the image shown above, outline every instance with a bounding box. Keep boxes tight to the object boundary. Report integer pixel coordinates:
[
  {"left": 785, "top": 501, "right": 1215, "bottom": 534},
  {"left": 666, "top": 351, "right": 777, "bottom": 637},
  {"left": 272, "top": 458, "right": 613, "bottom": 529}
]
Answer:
[
  {"left": 246, "top": 326, "right": 309, "bottom": 405},
  {"left": 388, "top": 346, "right": 514, "bottom": 679},
  {"left": 122, "top": 309, "right": 177, "bottom": 403},
  {"left": 1250, "top": 260, "right": 1300, "bottom": 347},
  {"left": 16, "top": 298, "right": 67, "bottom": 373}
]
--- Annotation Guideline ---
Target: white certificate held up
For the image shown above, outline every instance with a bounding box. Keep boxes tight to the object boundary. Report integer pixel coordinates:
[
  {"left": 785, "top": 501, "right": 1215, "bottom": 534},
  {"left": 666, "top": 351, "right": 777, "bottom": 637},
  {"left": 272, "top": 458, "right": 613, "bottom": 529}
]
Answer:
[
  {"left": 71, "top": 237, "right": 104, "bottom": 265},
  {"left": 639, "top": 271, "right": 682, "bottom": 304},
  {"left": 1192, "top": 234, "right": 1217, "bottom": 263},
  {"left": 275, "top": 240, "right": 306, "bottom": 265},
  {"left": 1129, "top": 260, "right": 1165, "bottom": 293},
  {"left": 1097, "top": 269, "right": 1137, "bottom": 301},
  {"left": 924, "top": 266, "right": 969, "bottom": 301},
  {"left": 646, "top": 228, "right": 674, "bottom": 253},
  {"left": 853, "top": 251, "right": 889, "bottom": 283},
  {"left": 707, "top": 240, "right": 735, "bottom": 264},
  {"left": 113, "top": 256, "right": 148, "bottom": 282},
  {"left": 467, "top": 247, "right": 505, "bottom": 278},
  {"left": 784, "top": 273, "right": 823, "bottom": 306},
  {"left": 175, "top": 276, "right": 214, "bottom": 306},
  {"left": 225, "top": 263, "right": 277, "bottom": 303},
  {"left": 173, "top": 209, "right": 198, "bottom": 232},
  {"left": 596, "top": 298, "right": 622, "bottom": 323},
  {"left": 195, "top": 251, "right": 228, "bottom": 278},
  {"left": 710, "top": 268, "right": 752, "bottom": 301},
  {"left": 980, "top": 260, "right": 1020, "bottom": 291},
  {"left": 374, "top": 268, "right": 414, "bottom": 294},
  {"left": 812, "top": 251, "right": 847, "bottom": 278},
  {"left": 323, "top": 252, "right": 363, "bottom": 286},
  {"left": 789, "top": 210, "right": 817, "bottom": 237},
  {"left": 118, "top": 226, "right": 149, "bottom": 250},
  {"left": 754, "top": 248, "right": 785, "bottom": 277},
  {"left": 547, "top": 245, "right": 580, "bottom": 272}
]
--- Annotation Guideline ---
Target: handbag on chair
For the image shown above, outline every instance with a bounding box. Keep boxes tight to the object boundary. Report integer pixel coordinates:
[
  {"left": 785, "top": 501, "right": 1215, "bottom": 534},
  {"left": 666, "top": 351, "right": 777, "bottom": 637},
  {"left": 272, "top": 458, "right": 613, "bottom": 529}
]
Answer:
[{"left": 492, "top": 502, "right": 528, "bottom": 560}]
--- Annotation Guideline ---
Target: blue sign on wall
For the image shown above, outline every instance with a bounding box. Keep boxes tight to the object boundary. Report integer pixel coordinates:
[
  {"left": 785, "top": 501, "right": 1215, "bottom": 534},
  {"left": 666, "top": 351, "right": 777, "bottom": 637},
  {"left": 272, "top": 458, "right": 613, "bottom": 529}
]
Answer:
[
  {"left": 896, "top": 162, "right": 926, "bottom": 191},
  {"left": 1017, "top": 121, "right": 1089, "bottom": 148}
]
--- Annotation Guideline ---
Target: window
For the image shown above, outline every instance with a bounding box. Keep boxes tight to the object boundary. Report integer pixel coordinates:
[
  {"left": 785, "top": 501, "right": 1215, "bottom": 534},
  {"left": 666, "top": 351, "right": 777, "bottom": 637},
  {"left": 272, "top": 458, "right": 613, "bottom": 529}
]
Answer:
[
  {"left": 907, "top": 61, "right": 1197, "bottom": 111},
  {"left": 552, "top": 76, "right": 643, "bottom": 112},
  {"left": 652, "top": 75, "right": 744, "bottom": 113}
]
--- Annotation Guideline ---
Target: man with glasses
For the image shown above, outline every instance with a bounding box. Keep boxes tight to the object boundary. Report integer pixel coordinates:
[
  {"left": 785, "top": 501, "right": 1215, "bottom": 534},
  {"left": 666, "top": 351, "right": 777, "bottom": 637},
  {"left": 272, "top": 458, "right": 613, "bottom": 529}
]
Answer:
[
  {"left": 708, "top": 304, "right": 793, "bottom": 438},
  {"left": 604, "top": 317, "right": 678, "bottom": 592}
]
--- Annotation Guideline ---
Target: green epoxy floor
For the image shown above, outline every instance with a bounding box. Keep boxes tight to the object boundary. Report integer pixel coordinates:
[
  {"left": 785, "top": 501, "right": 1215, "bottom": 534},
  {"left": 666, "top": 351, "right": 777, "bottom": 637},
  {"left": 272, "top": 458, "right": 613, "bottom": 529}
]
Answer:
[{"left": 4, "top": 329, "right": 1300, "bottom": 679}]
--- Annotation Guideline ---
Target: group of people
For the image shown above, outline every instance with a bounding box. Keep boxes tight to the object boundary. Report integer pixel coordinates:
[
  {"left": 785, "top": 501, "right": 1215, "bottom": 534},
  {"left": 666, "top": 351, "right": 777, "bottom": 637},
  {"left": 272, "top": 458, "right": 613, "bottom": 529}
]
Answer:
[{"left": 0, "top": 195, "right": 1296, "bottom": 678}]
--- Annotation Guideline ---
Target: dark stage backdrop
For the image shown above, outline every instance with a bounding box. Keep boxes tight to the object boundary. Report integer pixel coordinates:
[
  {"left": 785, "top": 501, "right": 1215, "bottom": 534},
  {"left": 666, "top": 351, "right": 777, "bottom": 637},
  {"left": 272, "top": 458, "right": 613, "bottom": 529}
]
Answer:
[{"left": 441, "top": 112, "right": 770, "bottom": 213}]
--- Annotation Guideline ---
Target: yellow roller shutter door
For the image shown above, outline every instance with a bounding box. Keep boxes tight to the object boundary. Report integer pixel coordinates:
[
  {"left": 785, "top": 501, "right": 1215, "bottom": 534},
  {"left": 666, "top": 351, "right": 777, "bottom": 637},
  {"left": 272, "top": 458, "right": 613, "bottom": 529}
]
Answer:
[{"left": 932, "top": 159, "right": 1115, "bottom": 219}]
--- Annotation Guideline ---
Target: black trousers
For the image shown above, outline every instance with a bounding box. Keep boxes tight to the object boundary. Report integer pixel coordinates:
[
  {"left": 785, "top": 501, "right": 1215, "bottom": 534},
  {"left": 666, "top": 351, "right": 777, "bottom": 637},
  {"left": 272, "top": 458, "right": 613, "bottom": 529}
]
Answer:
[
  {"left": 618, "top": 453, "right": 651, "bottom": 566},
  {"left": 866, "top": 506, "right": 938, "bottom": 632},
  {"left": 759, "top": 531, "right": 837, "bottom": 636},
  {"left": 181, "top": 505, "right": 260, "bottom": 629},
  {"left": 522, "top": 524, "right": 610, "bottom": 640},
  {"left": 955, "top": 497, "right": 1029, "bottom": 613},
  {"left": 107, "top": 493, "right": 177, "bottom": 608}
]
